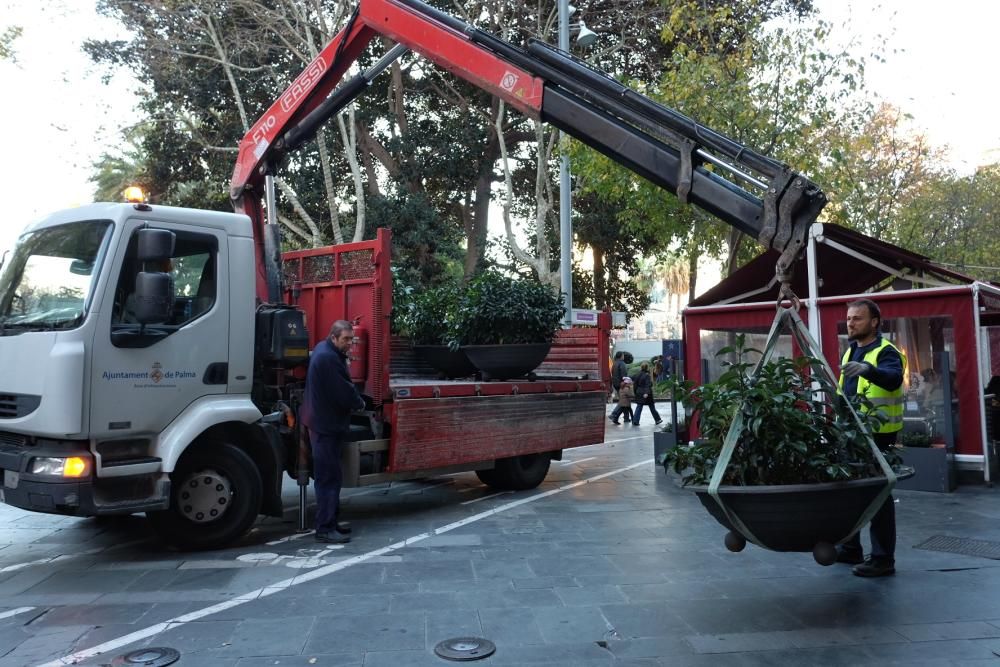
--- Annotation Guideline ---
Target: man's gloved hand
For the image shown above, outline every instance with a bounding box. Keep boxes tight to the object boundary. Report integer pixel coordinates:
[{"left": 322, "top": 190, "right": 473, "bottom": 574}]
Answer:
[{"left": 841, "top": 361, "right": 870, "bottom": 379}]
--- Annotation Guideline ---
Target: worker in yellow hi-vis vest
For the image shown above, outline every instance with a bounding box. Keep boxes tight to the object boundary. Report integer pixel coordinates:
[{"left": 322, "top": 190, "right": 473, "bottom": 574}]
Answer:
[{"left": 837, "top": 298, "right": 906, "bottom": 578}]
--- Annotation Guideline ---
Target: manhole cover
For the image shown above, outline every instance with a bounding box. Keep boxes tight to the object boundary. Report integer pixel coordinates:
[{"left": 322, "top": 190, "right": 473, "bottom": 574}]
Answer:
[
  {"left": 915, "top": 535, "right": 1000, "bottom": 560},
  {"left": 110, "top": 647, "right": 180, "bottom": 666},
  {"left": 433, "top": 637, "right": 496, "bottom": 661}
]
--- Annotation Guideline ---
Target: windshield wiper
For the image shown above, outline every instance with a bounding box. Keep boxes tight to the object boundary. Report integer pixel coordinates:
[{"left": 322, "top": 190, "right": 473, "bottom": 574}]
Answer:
[{"left": 0, "top": 319, "right": 76, "bottom": 333}]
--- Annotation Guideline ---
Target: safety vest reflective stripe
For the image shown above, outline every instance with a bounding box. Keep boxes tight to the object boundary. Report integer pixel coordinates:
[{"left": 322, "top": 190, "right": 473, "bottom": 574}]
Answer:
[
  {"left": 839, "top": 338, "right": 907, "bottom": 434},
  {"left": 868, "top": 397, "right": 898, "bottom": 406}
]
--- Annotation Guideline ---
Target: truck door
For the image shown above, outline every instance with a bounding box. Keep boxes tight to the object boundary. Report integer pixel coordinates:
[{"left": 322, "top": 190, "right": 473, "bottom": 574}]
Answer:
[{"left": 89, "top": 221, "right": 229, "bottom": 440}]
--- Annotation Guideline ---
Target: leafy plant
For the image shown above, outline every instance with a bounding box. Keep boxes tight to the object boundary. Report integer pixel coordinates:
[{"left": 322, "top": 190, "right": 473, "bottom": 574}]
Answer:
[
  {"left": 665, "top": 335, "right": 900, "bottom": 486},
  {"left": 451, "top": 271, "right": 565, "bottom": 346},
  {"left": 398, "top": 281, "right": 462, "bottom": 345},
  {"left": 900, "top": 430, "right": 932, "bottom": 448}
]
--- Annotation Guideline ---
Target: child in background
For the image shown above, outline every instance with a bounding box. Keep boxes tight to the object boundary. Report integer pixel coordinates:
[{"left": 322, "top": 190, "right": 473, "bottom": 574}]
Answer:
[{"left": 618, "top": 377, "right": 635, "bottom": 424}]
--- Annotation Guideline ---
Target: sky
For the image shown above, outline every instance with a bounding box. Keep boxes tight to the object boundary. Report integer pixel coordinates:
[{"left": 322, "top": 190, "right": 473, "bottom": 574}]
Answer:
[{"left": 1, "top": 0, "right": 998, "bottom": 259}]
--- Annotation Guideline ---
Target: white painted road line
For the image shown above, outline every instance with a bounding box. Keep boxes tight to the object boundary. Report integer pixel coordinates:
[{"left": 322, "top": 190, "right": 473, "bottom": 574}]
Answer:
[
  {"left": 42, "top": 457, "right": 654, "bottom": 667},
  {"left": 0, "top": 606, "right": 34, "bottom": 620},
  {"left": 460, "top": 491, "right": 513, "bottom": 505},
  {"left": 558, "top": 456, "right": 596, "bottom": 465},
  {"left": 602, "top": 435, "right": 651, "bottom": 445},
  {"left": 264, "top": 531, "right": 313, "bottom": 546}
]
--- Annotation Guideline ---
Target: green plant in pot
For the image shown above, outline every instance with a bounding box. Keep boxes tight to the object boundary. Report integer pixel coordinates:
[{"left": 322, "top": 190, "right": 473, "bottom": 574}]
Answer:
[
  {"left": 665, "top": 331, "right": 909, "bottom": 565},
  {"left": 401, "top": 283, "right": 475, "bottom": 378},
  {"left": 666, "top": 337, "right": 900, "bottom": 486},
  {"left": 452, "top": 270, "right": 565, "bottom": 380}
]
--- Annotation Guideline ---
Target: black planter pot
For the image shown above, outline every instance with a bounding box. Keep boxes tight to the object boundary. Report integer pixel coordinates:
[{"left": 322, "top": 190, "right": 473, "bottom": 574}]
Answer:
[
  {"left": 462, "top": 343, "right": 552, "bottom": 381},
  {"left": 412, "top": 345, "right": 477, "bottom": 379},
  {"left": 690, "top": 467, "right": 914, "bottom": 564}
]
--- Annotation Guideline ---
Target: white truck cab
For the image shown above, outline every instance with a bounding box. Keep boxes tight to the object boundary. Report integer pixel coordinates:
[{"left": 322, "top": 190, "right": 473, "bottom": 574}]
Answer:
[{"left": 0, "top": 203, "right": 285, "bottom": 548}]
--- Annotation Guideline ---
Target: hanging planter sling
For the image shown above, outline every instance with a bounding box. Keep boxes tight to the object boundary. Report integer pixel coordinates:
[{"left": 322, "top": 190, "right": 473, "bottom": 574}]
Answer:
[{"left": 688, "top": 306, "right": 912, "bottom": 566}]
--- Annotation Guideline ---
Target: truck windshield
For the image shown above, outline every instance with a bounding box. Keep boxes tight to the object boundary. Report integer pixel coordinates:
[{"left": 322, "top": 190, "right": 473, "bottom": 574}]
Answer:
[{"left": 0, "top": 220, "right": 113, "bottom": 333}]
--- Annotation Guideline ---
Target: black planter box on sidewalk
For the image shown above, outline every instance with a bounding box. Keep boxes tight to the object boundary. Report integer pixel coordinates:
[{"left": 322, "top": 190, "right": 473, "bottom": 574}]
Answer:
[
  {"left": 653, "top": 429, "right": 685, "bottom": 467},
  {"left": 896, "top": 445, "right": 956, "bottom": 493}
]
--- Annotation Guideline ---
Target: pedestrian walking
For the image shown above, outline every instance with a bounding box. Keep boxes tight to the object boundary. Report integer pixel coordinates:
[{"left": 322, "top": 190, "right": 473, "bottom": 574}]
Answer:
[
  {"left": 609, "top": 377, "right": 634, "bottom": 425},
  {"left": 631, "top": 362, "right": 662, "bottom": 426},
  {"left": 836, "top": 298, "right": 905, "bottom": 577},
  {"left": 302, "top": 319, "right": 366, "bottom": 544},
  {"left": 611, "top": 351, "right": 628, "bottom": 399}
]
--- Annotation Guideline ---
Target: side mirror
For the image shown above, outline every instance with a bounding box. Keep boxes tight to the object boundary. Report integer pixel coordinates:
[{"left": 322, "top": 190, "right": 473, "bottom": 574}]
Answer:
[
  {"left": 69, "top": 259, "right": 94, "bottom": 276},
  {"left": 137, "top": 228, "right": 175, "bottom": 262},
  {"left": 133, "top": 271, "right": 174, "bottom": 324}
]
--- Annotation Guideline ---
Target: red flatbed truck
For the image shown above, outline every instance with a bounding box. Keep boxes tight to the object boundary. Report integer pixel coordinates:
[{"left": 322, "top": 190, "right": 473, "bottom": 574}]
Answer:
[{"left": 281, "top": 228, "right": 610, "bottom": 492}]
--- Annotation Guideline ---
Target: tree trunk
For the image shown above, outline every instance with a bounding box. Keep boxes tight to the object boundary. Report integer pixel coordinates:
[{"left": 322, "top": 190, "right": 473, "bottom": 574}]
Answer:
[
  {"left": 725, "top": 228, "right": 745, "bottom": 277},
  {"left": 593, "top": 245, "right": 606, "bottom": 309},
  {"left": 687, "top": 251, "right": 699, "bottom": 303},
  {"left": 463, "top": 169, "right": 493, "bottom": 280}
]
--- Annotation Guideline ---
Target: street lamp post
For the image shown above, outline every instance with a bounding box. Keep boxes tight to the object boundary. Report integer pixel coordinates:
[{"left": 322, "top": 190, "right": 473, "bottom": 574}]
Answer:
[{"left": 557, "top": 0, "right": 573, "bottom": 326}]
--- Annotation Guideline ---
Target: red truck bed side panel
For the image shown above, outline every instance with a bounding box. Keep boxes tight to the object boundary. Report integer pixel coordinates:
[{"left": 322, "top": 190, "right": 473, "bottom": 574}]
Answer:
[{"left": 389, "top": 391, "right": 606, "bottom": 472}]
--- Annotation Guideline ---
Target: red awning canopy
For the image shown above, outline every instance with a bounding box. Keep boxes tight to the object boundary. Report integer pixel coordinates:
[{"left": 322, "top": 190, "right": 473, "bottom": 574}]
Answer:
[{"left": 689, "top": 224, "right": 978, "bottom": 307}]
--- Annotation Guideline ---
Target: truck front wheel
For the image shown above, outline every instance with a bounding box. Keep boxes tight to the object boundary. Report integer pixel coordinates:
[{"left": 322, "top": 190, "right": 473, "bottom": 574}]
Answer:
[
  {"left": 147, "top": 441, "right": 263, "bottom": 550},
  {"left": 475, "top": 453, "right": 551, "bottom": 491}
]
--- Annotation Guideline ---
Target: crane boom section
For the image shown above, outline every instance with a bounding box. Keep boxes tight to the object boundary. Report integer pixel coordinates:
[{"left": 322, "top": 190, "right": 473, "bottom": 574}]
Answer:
[{"left": 232, "top": 0, "right": 826, "bottom": 303}]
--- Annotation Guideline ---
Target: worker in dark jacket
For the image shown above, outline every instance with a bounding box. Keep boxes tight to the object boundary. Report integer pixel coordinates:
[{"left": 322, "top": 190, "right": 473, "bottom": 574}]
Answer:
[
  {"left": 837, "top": 298, "right": 905, "bottom": 577},
  {"left": 302, "top": 320, "right": 366, "bottom": 544}
]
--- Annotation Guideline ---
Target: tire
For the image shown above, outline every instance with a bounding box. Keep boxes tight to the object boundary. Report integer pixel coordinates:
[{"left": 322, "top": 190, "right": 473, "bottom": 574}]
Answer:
[
  {"left": 475, "top": 467, "right": 503, "bottom": 487},
  {"left": 477, "top": 453, "right": 551, "bottom": 491},
  {"left": 147, "top": 441, "right": 262, "bottom": 550}
]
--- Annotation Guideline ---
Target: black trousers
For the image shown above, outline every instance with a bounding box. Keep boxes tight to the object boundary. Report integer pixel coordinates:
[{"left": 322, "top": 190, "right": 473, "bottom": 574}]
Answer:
[
  {"left": 842, "top": 432, "right": 897, "bottom": 560},
  {"left": 632, "top": 400, "right": 660, "bottom": 425},
  {"left": 310, "top": 430, "right": 344, "bottom": 535}
]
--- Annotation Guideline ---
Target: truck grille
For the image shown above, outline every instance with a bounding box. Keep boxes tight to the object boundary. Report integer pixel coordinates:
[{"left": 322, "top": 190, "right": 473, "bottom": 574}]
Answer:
[
  {"left": 0, "top": 394, "right": 41, "bottom": 419},
  {"left": 0, "top": 430, "right": 28, "bottom": 448}
]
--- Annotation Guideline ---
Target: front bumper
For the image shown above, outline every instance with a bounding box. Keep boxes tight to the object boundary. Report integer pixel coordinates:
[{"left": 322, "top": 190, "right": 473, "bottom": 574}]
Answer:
[{"left": 0, "top": 434, "right": 168, "bottom": 516}]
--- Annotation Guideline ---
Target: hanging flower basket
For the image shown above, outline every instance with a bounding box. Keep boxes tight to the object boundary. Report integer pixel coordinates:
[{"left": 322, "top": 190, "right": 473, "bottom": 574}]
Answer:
[{"left": 666, "top": 307, "right": 905, "bottom": 565}]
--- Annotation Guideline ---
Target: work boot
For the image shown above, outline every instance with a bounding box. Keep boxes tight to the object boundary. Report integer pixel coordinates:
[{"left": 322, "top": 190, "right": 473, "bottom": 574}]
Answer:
[
  {"left": 835, "top": 547, "right": 864, "bottom": 565},
  {"left": 852, "top": 556, "right": 895, "bottom": 577},
  {"left": 315, "top": 530, "right": 350, "bottom": 544}
]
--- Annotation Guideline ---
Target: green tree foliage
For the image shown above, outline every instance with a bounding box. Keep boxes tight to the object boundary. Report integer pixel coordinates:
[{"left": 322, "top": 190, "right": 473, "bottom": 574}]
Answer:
[
  {"left": 571, "top": 0, "right": 864, "bottom": 291},
  {"left": 821, "top": 103, "right": 947, "bottom": 241},
  {"left": 0, "top": 25, "right": 20, "bottom": 61},
  {"left": 84, "top": 0, "right": 469, "bottom": 284},
  {"left": 893, "top": 164, "right": 1000, "bottom": 282}
]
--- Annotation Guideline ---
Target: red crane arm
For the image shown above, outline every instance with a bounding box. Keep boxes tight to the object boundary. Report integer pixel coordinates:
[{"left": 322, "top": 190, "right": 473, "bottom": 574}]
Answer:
[
  {"left": 230, "top": 0, "right": 544, "bottom": 302},
  {"left": 231, "top": 0, "right": 826, "bottom": 305}
]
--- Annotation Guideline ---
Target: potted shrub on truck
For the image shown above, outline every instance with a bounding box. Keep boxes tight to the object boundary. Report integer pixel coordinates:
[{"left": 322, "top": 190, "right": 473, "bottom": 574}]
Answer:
[
  {"left": 452, "top": 270, "right": 566, "bottom": 381},
  {"left": 401, "top": 283, "right": 476, "bottom": 379}
]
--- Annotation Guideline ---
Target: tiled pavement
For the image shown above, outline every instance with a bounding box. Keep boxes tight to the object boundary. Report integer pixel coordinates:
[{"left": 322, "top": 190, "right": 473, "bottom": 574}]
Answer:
[{"left": 3, "top": 407, "right": 1000, "bottom": 665}]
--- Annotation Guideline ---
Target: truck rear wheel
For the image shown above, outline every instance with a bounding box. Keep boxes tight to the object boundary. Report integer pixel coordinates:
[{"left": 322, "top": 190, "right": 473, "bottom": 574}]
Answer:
[
  {"left": 147, "top": 441, "right": 262, "bottom": 550},
  {"left": 475, "top": 453, "right": 551, "bottom": 491}
]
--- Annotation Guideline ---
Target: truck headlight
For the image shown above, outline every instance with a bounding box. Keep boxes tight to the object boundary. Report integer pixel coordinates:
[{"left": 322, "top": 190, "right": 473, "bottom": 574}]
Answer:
[{"left": 29, "top": 456, "right": 90, "bottom": 477}]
